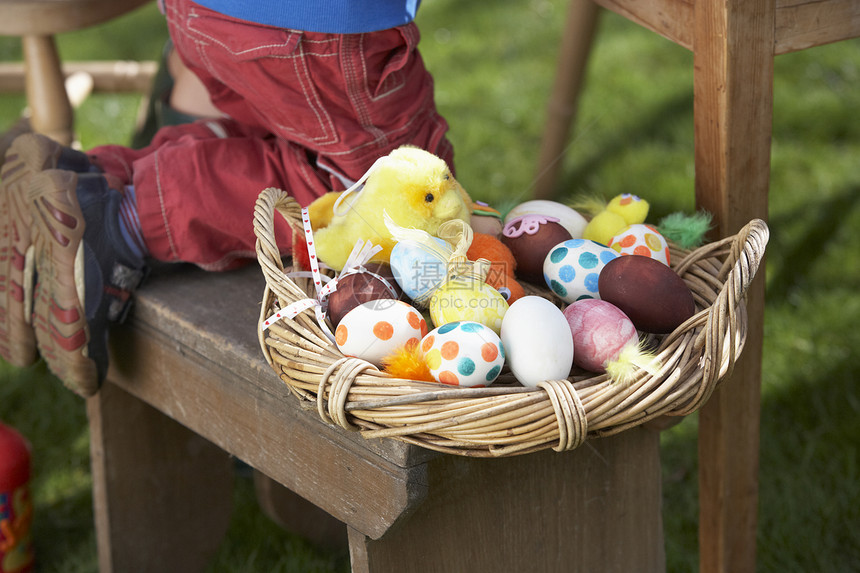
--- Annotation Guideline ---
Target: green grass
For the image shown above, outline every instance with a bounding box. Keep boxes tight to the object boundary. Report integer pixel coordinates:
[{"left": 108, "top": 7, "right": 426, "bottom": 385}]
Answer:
[{"left": 1, "top": 1, "right": 859, "bottom": 571}]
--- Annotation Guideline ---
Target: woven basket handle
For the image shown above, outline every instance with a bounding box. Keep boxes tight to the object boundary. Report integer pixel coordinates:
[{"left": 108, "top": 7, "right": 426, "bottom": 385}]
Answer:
[
  {"left": 719, "top": 218, "right": 769, "bottom": 303},
  {"left": 253, "top": 188, "right": 303, "bottom": 287},
  {"left": 698, "top": 218, "right": 770, "bottom": 389}
]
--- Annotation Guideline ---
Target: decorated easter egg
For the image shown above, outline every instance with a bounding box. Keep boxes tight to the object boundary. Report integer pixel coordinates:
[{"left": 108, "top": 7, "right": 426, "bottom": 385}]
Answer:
[
  {"left": 543, "top": 239, "right": 619, "bottom": 303},
  {"left": 429, "top": 276, "right": 509, "bottom": 334},
  {"left": 598, "top": 255, "right": 696, "bottom": 333},
  {"left": 390, "top": 237, "right": 449, "bottom": 307},
  {"left": 327, "top": 262, "right": 403, "bottom": 327},
  {"left": 335, "top": 300, "right": 428, "bottom": 366},
  {"left": 563, "top": 299, "right": 638, "bottom": 373},
  {"left": 504, "top": 200, "right": 588, "bottom": 238},
  {"left": 470, "top": 200, "right": 505, "bottom": 237},
  {"left": 420, "top": 321, "right": 506, "bottom": 387},
  {"left": 608, "top": 224, "right": 671, "bottom": 266},
  {"left": 501, "top": 215, "right": 572, "bottom": 283},
  {"left": 500, "top": 296, "right": 574, "bottom": 387}
]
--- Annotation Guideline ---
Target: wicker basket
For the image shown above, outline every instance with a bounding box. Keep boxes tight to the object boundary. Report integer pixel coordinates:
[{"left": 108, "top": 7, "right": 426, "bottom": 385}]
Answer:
[{"left": 253, "top": 187, "right": 769, "bottom": 457}]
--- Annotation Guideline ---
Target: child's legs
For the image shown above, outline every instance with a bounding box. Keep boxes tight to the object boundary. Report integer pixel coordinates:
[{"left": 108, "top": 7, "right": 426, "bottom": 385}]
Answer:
[
  {"left": 163, "top": 0, "right": 454, "bottom": 182},
  {"left": 89, "top": 120, "right": 330, "bottom": 271}
]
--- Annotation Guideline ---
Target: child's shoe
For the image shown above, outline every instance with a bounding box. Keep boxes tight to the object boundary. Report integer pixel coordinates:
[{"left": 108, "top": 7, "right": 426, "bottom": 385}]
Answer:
[
  {"left": 28, "top": 169, "right": 147, "bottom": 396},
  {"left": 0, "top": 133, "right": 96, "bottom": 368}
]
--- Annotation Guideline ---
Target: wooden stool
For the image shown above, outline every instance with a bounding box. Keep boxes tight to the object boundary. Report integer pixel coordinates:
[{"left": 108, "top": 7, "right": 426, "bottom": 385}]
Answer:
[
  {"left": 0, "top": 0, "right": 152, "bottom": 145},
  {"left": 534, "top": 2, "right": 859, "bottom": 572},
  {"left": 94, "top": 264, "right": 666, "bottom": 572}
]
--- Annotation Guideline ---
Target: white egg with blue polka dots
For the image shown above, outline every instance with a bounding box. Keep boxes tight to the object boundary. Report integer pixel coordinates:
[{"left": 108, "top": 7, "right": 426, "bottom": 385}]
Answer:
[{"left": 543, "top": 239, "right": 619, "bottom": 303}]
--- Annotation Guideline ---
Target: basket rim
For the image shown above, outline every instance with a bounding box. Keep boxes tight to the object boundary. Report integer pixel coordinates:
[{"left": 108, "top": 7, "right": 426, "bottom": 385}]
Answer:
[{"left": 253, "top": 187, "right": 769, "bottom": 457}]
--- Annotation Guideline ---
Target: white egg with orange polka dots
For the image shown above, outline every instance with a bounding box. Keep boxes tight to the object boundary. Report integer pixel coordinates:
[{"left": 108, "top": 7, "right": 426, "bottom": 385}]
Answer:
[
  {"left": 608, "top": 223, "right": 671, "bottom": 266},
  {"left": 420, "top": 321, "right": 506, "bottom": 387},
  {"left": 335, "top": 300, "right": 428, "bottom": 367}
]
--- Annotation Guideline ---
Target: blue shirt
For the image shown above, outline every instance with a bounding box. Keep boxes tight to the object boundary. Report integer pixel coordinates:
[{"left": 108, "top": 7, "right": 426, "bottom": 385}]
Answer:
[{"left": 193, "top": 0, "right": 421, "bottom": 33}]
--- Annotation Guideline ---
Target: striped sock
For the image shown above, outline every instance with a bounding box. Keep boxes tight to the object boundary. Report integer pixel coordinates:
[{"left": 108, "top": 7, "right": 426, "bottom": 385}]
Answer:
[{"left": 118, "top": 185, "right": 148, "bottom": 260}]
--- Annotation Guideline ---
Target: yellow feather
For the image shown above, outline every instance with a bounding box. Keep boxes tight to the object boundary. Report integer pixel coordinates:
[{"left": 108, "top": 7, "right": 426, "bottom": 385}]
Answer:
[
  {"left": 605, "top": 340, "right": 661, "bottom": 385},
  {"left": 567, "top": 192, "right": 608, "bottom": 217}
]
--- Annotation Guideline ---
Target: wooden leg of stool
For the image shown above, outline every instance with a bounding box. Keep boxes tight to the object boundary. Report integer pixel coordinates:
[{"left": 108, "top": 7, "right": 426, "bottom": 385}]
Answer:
[
  {"left": 534, "top": 0, "right": 601, "bottom": 199},
  {"left": 22, "top": 34, "right": 74, "bottom": 146},
  {"left": 88, "top": 382, "right": 235, "bottom": 573},
  {"left": 253, "top": 470, "right": 348, "bottom": 552},
  {"left": 347, "top": 429, "right": 664, "bottom": 573},
  {"left": 692, "top": 1, "right": 773, "bottom": 571}
]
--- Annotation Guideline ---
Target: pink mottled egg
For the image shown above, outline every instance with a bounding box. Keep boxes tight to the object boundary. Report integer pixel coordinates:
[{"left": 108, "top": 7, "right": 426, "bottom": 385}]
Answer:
[
  {"left": 608, "top": 224, "right": 671, "bottom": 266},
  {"left": 563, "top": 299, "right": 638, "bottom": 373}
]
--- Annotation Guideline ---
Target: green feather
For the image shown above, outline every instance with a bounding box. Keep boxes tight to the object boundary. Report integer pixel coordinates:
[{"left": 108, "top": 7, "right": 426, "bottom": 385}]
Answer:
[{"left": 658, "top": 211, "right": 713, "bottom": 249}]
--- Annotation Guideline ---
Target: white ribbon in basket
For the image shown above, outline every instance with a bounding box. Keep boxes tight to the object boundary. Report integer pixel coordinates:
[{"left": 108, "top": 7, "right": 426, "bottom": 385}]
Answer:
[{"left": 261, "top": 206, "right": 390, "bottom": 343}]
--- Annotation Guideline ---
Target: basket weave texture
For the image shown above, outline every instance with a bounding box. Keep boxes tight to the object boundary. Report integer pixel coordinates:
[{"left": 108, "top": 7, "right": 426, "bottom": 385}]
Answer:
[{"left": 254, "top": 188, "right": 769, "bottom": 457}]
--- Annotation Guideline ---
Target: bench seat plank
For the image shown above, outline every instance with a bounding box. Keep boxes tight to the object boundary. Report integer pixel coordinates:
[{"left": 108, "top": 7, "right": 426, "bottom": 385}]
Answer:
[{"left": 105, "top": 264, "right": 430, "bottom": 539}]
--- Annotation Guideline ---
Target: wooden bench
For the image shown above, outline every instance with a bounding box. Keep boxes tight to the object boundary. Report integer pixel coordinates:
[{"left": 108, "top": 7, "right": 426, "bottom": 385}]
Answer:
[
  {"left": 0, "top": 3, "right": 674, "bottom": 568},
  {"left": 92, "top": 261, "right": 667, "bottom": 572}
]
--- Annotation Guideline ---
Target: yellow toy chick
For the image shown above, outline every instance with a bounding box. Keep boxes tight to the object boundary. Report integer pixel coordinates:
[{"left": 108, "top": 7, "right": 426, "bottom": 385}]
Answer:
[
  {"left": 581, "top": 193, "right": 650, "bottom": 246},
  {"left": 309, "top": 146, "right": 472, "bottom": 270}
]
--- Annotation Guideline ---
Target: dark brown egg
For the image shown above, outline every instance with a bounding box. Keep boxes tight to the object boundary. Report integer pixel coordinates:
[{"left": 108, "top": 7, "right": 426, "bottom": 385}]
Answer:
[
  {"left": 598, "top": 255, "right": 696, "bottom": 334},
  {"left": 327, "top": 262, "right": 403, "bottom": 327},
  {"left": 501, "top": 215, "right": 572, "bottom": 283}
]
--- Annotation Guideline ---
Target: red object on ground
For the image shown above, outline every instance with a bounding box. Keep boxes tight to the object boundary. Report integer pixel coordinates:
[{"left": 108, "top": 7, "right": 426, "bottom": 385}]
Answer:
[{"left": 0, "top": 422, "right": 34, "bottom": 573}]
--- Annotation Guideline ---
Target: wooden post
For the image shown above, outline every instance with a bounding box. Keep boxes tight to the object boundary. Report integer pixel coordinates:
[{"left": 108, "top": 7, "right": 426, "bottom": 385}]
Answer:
[
  {"left": 533, "top": 0, "right": 601, "bottom": 199},
  {"left": 253, "top": 470, "right": 349, "bottom": 552},
  {"left": 0, "top": 61, "right": 157, "bottom": 93},
  {"left": 88, "top": 382, "right": 235, "bottom": 573},
  {"left": 692, "top": 0, "right": 772, "bottom": 571}
]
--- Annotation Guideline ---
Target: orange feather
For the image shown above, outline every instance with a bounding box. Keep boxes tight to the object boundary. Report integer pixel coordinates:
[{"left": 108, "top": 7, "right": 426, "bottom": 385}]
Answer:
[{"left": 380, "top": 343, "right": 435, "bottom": 382}]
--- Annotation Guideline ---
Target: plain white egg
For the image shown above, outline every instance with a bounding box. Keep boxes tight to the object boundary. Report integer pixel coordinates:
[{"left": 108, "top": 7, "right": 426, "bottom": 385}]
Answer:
[{"left": 500, "top": 296, "right": 574, "bottom": 387}]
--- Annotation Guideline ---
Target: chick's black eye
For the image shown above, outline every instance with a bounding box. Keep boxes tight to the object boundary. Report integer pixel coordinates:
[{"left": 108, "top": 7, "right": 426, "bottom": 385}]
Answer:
[
  {"left": 425, "top": 193, "right": 434, "bottom": 202},
  {"left": 443, "top": 173, "right": 450, "bottom": 180}
]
